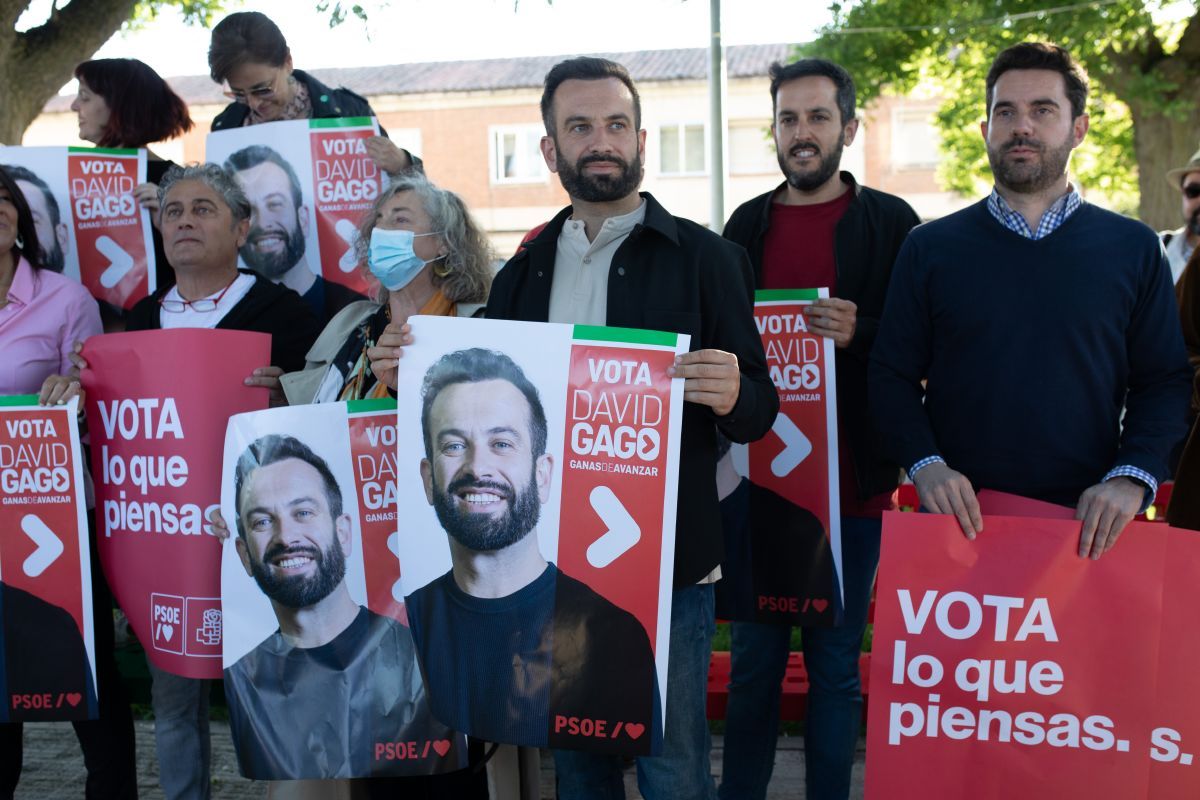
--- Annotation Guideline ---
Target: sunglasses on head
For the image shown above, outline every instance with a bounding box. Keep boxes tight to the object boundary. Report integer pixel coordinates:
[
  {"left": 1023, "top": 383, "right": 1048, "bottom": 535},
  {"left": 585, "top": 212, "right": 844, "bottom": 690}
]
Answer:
[{"left": 1184, "top": 184, "right": 1200, "bottom": 200}]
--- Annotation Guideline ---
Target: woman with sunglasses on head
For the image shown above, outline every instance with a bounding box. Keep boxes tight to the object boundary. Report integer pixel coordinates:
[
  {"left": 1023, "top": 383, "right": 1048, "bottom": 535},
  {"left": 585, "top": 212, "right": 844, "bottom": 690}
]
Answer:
[
  {"left": 208, "top": 11, "right": 419, "bottom": 177},
  {"left": 72, "top": 58, "right": 194, "bottom": 306},
  {"left": 0, "top": 167, "right": 137, "bottom": 798}
]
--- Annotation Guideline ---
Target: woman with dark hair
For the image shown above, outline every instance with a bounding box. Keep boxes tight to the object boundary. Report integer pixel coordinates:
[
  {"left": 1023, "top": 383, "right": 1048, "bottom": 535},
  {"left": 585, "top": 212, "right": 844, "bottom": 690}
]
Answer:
[
  {"left": 0, "top": 167, "right": 136, "bottom": 798},
  {"left": 72, "top": 57, "right": 195, "bottom": 300},
  {"left": 208, "top": 11, "right": 418, "bottom": 176}
]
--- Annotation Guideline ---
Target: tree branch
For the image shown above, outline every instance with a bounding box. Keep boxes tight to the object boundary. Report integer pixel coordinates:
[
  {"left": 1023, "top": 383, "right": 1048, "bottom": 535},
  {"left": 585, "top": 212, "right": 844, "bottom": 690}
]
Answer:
[
  {"left": 16, "top": 0, "right": 139, "bottom": 106},
  {"left": 1178, "top": 7, "right": 1200, "bottom": 62}
]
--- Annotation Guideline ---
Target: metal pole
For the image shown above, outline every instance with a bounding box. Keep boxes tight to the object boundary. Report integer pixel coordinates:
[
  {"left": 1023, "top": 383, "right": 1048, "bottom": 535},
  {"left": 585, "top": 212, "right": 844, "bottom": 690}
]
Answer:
[{"left": 708, "top": 0, "right": 726, "bottom": 231}]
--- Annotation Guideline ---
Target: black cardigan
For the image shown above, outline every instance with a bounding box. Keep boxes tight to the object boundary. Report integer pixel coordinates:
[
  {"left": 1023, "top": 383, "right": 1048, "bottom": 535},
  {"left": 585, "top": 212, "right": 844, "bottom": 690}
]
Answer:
[
  {"left": 125, "top": 270, "right": 321, "bottom": 374},
  {"left": 486, "top": 193, "right": 779, "bottom": 587},
  {"left": 722, "top": 174, "right": 920, "bottom": 502}
]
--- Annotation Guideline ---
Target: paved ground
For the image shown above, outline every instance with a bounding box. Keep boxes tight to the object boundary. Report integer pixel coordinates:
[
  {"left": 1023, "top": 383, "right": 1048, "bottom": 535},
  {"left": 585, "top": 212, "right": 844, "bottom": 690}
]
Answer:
[{"left": 13, "top": 723, "right": 866, "bottom": 799}]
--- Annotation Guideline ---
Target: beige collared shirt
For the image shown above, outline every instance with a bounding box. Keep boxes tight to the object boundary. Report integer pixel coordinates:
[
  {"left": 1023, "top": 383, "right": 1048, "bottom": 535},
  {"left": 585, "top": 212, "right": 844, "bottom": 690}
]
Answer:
[{"left": 547, "top": 200, "right": 647, "bottom": 325}]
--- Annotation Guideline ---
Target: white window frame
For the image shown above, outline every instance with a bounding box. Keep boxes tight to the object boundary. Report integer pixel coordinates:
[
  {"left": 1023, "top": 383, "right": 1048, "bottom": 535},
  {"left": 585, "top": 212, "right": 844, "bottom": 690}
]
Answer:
[
  {"left": 489, "top": 124, "right": 549, "bottom": 185},
  {"left": 657, "top": 122, "right": 708, "bottom": 177},
  {"left": 727, "top": 120, "right": 777, "bottom": 176},
  {"left": 890, "top": 108, "right": 941, "bottom": 170}
]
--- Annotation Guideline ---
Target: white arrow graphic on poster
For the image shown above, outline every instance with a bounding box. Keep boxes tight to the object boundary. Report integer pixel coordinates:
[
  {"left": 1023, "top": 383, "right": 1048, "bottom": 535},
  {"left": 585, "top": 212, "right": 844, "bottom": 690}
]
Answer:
[
  {"left": 336, "top": 218, "right": 358, "bottom": 272},
  {"left": 586, "top": 485, "right": 641, "bottom": 568},
  {"left": 97, "top": 235, "right": 135, "bottom": 288},
  {"left": 770, "top": 412, "right": 812, "bottom": 477},
  {"left": 21, "top": 514, "right": 64, "bottom": 577}
]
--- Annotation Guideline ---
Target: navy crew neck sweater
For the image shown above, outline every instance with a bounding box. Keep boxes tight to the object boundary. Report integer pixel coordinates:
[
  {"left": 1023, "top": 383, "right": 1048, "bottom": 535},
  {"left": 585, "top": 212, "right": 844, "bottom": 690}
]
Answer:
[{"left": 870, "top": 199, "right": 1191, "bottom": 506}]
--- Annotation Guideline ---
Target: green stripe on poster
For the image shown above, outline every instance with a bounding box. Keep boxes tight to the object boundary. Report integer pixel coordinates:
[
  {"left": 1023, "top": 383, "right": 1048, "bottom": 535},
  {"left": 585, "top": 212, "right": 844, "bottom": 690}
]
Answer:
[
  {"left": 572, "top": 325, "right": 678, "bottom": 347},
  {"left": 309, "top": 117, "right": 374, "bottom": 129},
  {"left": 0, "top": 395, "right": 39, "bottom": 407},
  {"left": 347, "top": 397, "right": 397, "bottom": 414},
  {"left": 755, "top": 288, "right": 821, "bottom": 302}
]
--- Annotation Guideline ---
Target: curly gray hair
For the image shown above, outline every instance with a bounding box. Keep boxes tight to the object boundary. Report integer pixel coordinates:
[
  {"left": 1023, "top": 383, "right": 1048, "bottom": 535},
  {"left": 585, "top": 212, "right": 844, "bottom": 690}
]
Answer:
[
  {"left": 355, "top": 175, "right": 493, "bottom": 304},
  {"left": 157, "top": 162, "right": 252, "bottom": 224}
]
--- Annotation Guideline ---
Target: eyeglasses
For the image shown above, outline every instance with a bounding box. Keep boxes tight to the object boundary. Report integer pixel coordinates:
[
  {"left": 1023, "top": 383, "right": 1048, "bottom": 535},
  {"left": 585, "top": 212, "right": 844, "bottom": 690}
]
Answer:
[
  {"left": 1184, "top": 184, "right": 1200, "bottom": 200},
  {"left": 159, "top": 279, "right": 236, "bottom": 313},
  {"left": 223, "top": 73, "right": 279, "bottom": 104}
]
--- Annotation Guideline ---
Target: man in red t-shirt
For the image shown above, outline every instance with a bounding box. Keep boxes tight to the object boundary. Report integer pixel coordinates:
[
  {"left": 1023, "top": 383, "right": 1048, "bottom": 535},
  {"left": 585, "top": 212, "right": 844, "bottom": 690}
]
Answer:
[{"left": 718, "top": 58, "right": 920, "bottom": 800}]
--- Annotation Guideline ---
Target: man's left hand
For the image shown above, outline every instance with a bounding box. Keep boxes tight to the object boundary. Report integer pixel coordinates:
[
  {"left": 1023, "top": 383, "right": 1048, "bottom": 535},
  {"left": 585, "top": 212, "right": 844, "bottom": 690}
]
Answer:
[
  {"left": 1075, "top": 477, "right": 1144, "bottom": 559},
  {"left": 807, "top": 297, "right": 857, "bottom": 349},
  {"left": 245, "top": 366, "right": 287, "bottom": 408},
  {"left": 668, "top": 349, "right": 740, "bottom": 416},
  {"left": 365, "top": 137, "right": 412, "bottom": 176}
]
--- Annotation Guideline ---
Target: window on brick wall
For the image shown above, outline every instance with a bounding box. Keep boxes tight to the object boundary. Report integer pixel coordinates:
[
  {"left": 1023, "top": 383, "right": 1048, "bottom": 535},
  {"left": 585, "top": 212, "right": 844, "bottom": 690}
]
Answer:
[
  {"left": 658, "top": 123, "right": 706, "bottom": 176},
  {"left": 891, "top": 108, "right": 940, "bottom": 169},
  {"left": 490, "top": 125, "right": 548, "bottom": 184},
  {"left": 729, "top": 122, "right": 777, "bottom": 175}
]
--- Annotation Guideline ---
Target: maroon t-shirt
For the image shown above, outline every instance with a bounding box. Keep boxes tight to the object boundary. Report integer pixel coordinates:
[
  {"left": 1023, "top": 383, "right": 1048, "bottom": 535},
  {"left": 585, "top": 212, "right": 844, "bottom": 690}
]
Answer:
[{"left": 760, "top": 189, "right": 896, "bottom": 518}]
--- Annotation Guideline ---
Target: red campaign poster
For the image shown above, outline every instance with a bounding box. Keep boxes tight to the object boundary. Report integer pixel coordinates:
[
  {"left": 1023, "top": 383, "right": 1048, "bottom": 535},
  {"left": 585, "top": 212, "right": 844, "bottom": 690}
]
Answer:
[
  {"left": 66, "top": 147, "right": 155, "bottom": 310},
  {"left": 81, "top": 329, "right": 270, "bottom": 679},
  {"left": 866, "top": 511, "right": 1200, "bottom": 798},
  {"left": 346, "top": 399, "right": 405, "bottom": 623},
  {"left": 0, "top": 396, "right": 97, "bottom": 721},
  {"left": 716, "top": 289, "right": 839, "bottom": 625},
  {"left": 393, "top": 317, "right": 687, "bottom": 756},
  {"left": 308, "top": 118, "right": 381, "bottom": 297},
  {"left": 556, "top": 335, "right": 680, "bottom": 658}
]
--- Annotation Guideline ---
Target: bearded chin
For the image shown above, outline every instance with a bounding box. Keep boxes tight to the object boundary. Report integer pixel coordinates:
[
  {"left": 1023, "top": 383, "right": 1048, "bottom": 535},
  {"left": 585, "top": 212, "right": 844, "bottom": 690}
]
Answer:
[
  {"left": 240, "top": 219, "right": 307, "bottom": 279},
  {"left": 433, "top": 473, "right": 542, "bottom": 553}
]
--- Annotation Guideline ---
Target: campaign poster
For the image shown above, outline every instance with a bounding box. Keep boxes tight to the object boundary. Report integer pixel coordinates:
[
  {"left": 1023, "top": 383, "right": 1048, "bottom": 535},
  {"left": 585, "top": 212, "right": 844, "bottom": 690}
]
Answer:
[
  {"left": 716, "top": 288, "right": 840, "bottom": 625},
  {"left": 220, "top": 399, "right": 468, "bottom": 780},
  {"left": 0, "top": 145, "right": 155, "bottom": 309},
  {"left": 205, "top": 117, "right": 382, "bottom": 297},
  {"left": 394, "top": 315, "right": 687, "bottom": 755},
  {"left": 866, "top": 511, "right": 1200, "bottom": 799},
  {"left": 0, "top": 396, "right": 97, "bottom": 721},
  {"left": 81, "top": 329, "right": 270, "bottom": 679}
]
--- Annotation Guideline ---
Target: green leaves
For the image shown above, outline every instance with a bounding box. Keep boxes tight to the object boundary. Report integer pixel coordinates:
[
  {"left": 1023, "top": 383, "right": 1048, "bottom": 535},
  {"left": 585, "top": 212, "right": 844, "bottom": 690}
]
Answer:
[{"left": 801, "top": 0, "right": 1196, "bottom": 215}]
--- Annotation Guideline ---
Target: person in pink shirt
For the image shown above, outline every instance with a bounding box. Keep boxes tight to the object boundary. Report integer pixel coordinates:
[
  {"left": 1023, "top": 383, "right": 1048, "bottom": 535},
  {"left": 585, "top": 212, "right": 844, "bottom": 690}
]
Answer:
[
  {"left": 0, "top": 168, "right": 101, "bottom": 396},
  {"left": 0, "top": 167, "right": 137, "bottom": 798}
]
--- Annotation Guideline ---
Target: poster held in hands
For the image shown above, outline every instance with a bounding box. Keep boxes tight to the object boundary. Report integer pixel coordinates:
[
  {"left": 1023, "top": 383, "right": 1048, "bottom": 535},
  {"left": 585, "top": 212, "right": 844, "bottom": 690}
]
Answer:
[
  {"left": 0, "top": 395, "right": 97, "bottom": 721},
  {"left": 81, "top": 329, "right": 270, "bottom": 679},
  {"left": 220, "top": 399, "right": 467, "bottom": 779},
  {"left": 394, "top": 315, "right": 687, "bottom": 754}
]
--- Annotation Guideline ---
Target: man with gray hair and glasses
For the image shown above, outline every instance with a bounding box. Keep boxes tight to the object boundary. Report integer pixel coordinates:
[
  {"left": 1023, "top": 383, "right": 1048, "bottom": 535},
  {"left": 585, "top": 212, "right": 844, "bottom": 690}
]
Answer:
[{"left": 54, "top": 162, "right": 321, "bottom": 799}]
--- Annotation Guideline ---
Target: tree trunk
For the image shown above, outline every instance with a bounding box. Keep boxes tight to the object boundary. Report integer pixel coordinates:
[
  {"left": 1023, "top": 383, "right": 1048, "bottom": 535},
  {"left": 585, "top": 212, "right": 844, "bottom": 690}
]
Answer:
[
  {"left": 0, "top": 0, "right": 140, "bottom": 145},
  {"left": 1128, "top": 97, "right": 1200, "bottom": 232}
]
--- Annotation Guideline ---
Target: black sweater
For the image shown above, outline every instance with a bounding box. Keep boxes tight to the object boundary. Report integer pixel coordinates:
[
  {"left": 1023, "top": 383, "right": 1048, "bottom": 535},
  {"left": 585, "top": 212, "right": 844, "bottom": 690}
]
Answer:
[{"left": 870, "top": 200, "right": 1192, "bottom": 505}]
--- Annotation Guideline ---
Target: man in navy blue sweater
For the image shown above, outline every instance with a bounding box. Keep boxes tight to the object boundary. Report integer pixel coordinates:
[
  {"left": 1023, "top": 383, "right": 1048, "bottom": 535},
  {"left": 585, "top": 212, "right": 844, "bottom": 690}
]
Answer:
[{"left": 870, "top": 42, "right": 1192, "bottom": 558}]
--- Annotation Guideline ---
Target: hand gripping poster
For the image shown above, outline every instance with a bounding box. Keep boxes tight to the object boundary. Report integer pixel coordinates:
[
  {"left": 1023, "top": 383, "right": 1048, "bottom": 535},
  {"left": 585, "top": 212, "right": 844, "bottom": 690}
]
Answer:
[
  {"left": 866, "top": 511, "right": 1200, "bottom": 799},
  {"left": 81, "top": 329, "right": 271, "bottom": 679},
  {"left": 715, "top": 288, "right": 840, "bottom": 625},
  {"left": 0, "top": 145, "right": 156, "bottom": 309},
  {"left": 0, "top": 396, "right": 97, "bottom": 721},
  {"left": 393, "top": 315, "right": 687, "bottom": 755},
  {"left": 205, "top": 117, "right": 382, "bottom": 298},
  {"left": 219, "top": 398, "right": 468, "bottom": 779}
]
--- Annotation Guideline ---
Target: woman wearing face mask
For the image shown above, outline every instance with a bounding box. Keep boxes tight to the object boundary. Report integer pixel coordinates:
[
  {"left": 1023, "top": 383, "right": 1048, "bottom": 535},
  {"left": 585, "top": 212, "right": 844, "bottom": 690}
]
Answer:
[
  {"left": 71, "top": 58, "right": 193, "bottom": 303},
  {"left": 282, "top": 176, "right": 492, "bottom": 403},
  {"left": 207, "top": 11, "right": 419, "bottom": 177}
]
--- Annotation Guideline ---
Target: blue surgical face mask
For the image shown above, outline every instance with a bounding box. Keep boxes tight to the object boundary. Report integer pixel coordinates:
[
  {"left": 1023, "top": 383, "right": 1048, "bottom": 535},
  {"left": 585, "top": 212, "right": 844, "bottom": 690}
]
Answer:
[{"left": 367, "top": 227, "right": 443, "bottom": 291}]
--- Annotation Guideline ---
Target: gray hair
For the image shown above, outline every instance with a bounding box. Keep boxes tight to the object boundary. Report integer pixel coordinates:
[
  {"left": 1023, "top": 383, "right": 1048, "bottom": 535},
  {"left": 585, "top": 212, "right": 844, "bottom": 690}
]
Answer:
[
  {"left": 158, "top": 162, "right": 252, "bottom": 224},
  {"left": 355, "top": 175, "right": 493, "bottom": 304}
]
